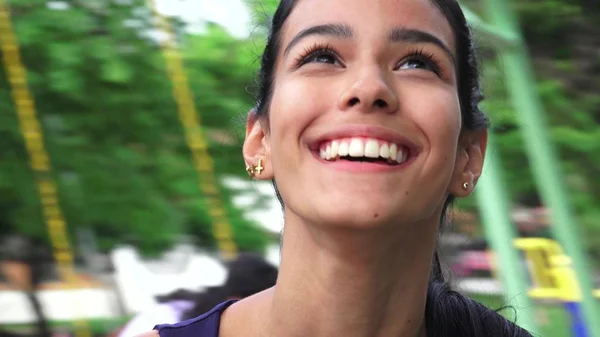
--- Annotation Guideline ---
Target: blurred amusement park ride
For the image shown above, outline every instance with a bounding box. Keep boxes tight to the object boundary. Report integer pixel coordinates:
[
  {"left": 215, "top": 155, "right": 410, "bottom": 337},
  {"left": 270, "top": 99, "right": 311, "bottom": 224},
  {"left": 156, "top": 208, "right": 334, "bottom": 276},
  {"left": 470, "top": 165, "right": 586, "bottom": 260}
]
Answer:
[{"left": 1, "top": 0, "right": 600, "bottom": 337}]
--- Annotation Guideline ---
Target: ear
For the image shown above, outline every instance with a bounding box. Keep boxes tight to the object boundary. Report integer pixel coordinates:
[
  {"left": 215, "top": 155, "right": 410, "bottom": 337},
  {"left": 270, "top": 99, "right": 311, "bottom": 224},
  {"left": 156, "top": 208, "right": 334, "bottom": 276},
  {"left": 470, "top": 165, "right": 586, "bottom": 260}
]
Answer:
[
  {"left": 242, "top": 109, "right": 274, "bottom": 180},
  {"left": 448, "top": 129, "right": 488, "bottom": 198}
]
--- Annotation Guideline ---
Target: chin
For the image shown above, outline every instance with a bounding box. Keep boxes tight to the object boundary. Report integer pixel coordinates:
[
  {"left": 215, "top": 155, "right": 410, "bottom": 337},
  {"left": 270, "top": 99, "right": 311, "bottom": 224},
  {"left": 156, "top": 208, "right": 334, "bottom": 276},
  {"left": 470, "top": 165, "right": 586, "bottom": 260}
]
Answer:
[
  {"left": 305, "top": 191, "right": 439, "bottom": 232},
  {"left": 313, "top": 207, "right": 406, "bottom": 231}
]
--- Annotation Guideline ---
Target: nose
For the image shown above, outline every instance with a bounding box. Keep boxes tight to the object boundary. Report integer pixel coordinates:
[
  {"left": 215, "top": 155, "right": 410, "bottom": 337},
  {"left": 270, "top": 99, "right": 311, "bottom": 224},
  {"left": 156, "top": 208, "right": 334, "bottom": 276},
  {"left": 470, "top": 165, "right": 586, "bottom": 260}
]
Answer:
[{"left": 337, "top": 67, "right": 399, "bottom": 114}]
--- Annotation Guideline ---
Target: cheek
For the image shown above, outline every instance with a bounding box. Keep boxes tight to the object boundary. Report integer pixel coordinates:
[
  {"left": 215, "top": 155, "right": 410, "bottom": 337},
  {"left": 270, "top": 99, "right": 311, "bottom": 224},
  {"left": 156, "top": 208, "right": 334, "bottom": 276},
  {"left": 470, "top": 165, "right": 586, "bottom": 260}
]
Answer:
[
  {"left": 268, "top": 77, "right": 334, "bottom": 160},
  {"left": 402, "top": 85, "right": 461, "bottom": 214},
  {"left": 405, "top": 83, "right": 462, "bottom": 190},
  {"left": 408, "top": 85, "right": 461, "bottom": 152}
]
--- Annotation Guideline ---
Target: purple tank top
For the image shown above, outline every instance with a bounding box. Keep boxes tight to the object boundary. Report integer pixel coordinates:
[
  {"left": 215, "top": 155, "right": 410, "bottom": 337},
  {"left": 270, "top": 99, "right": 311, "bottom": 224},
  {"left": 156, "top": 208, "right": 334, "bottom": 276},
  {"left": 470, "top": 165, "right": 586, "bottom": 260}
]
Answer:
[{"left": 153, "top": 300, "right": 238, "bottom": 337}]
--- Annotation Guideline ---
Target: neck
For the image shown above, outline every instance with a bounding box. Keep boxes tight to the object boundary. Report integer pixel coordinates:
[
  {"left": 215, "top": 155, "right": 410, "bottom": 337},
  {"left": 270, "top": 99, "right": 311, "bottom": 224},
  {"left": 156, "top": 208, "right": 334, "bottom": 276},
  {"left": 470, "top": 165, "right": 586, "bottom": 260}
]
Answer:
[{"left": 266, "top": 215, "right": 438, "bottom": 337}]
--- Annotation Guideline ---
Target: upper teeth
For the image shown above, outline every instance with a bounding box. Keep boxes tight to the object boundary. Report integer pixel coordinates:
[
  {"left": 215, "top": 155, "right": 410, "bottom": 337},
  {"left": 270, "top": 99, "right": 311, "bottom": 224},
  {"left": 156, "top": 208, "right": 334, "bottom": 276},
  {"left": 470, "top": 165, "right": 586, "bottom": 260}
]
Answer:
[{"left": 319, "top": 137, "right": 408, "bottom": 164}]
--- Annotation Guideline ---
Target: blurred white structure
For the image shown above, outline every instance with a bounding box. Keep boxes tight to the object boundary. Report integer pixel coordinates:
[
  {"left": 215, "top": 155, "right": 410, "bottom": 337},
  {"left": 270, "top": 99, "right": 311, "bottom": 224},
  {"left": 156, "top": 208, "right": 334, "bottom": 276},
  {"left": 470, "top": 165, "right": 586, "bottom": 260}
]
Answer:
[
  {"left": 0, "top": 288, "right": 119, "bottom": 324},
  {"left": 110, "top": 245, "right": 228, "bottom": 314},
  {"left": 0, "top": 242, "right": 280, "bottom": 323},
  {"left": 0, "top": 177, "right": 283, "bottom": 323}
]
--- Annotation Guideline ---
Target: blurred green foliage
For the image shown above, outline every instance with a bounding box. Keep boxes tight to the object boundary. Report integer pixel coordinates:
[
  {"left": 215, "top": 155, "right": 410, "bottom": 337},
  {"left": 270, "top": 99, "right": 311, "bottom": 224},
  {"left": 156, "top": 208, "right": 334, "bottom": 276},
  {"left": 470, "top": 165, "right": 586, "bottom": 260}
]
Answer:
[{"left": 0, "top": 0, "right": 269, "bottom": 257}]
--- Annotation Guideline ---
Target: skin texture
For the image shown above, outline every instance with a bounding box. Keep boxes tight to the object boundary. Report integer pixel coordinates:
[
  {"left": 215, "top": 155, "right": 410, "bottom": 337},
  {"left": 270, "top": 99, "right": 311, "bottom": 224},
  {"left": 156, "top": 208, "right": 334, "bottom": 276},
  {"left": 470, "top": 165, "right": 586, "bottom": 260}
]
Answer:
[{"left": 140, "top": 0, "right": 487, "bottom": 336}]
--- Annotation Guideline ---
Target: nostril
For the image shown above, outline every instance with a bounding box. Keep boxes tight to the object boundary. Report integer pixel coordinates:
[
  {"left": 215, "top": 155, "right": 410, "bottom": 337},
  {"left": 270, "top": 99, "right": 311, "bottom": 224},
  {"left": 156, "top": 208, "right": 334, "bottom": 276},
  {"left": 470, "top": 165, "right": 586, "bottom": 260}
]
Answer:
[
  {"left": 348, "top": 97, "right": 360, "bottom": 107},
  {"left": 374, "top": 99, "right": 387, "bottom": 109}
]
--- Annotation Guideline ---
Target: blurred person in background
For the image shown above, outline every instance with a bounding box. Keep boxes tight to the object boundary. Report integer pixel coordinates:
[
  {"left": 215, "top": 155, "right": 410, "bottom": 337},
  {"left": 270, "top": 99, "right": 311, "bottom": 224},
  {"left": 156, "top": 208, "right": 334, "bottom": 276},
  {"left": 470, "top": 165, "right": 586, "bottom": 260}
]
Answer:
[
  {"left": 0, "top": 234, "right": 51, "bottom": 337},
  {"left": 116, "top": 253, "right": 277, "bottom": 337}
]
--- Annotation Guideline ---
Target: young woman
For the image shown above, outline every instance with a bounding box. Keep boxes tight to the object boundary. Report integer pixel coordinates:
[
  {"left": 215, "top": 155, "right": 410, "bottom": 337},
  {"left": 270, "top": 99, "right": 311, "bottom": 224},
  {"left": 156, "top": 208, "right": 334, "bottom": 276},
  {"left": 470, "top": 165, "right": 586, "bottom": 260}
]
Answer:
[{"left": 142, "top": 0, "right": 534, "bottom": 336}]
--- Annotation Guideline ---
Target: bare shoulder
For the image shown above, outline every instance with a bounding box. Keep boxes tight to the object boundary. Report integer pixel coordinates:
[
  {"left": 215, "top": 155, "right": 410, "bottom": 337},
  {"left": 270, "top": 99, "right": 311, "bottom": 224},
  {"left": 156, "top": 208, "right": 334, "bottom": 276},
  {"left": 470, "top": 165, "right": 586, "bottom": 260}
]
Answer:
[
  {"left": 135, "top": 330, "right": 159, "bottom": 337},
  {"left": 219, "top": 290, "right": 272, "bottom": 337}
]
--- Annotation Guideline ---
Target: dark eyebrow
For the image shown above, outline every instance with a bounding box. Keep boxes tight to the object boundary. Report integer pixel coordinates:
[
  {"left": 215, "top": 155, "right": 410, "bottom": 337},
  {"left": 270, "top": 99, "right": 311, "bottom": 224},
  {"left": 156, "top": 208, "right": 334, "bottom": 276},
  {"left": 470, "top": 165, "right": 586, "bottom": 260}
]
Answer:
[
  {"left": 284, "top": 24, "right": 353, "bottom": 56},
  {"left": 389, "top": 27, "right": 455, "bottom": 63}
]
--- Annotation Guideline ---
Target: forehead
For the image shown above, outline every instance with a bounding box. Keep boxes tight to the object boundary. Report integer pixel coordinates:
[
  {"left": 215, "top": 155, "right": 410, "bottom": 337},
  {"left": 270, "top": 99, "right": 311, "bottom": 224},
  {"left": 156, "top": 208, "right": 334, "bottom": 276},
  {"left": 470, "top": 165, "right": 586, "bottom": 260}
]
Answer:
[{"left": 282, "top": 0, "right": 455, "bottom": 51}]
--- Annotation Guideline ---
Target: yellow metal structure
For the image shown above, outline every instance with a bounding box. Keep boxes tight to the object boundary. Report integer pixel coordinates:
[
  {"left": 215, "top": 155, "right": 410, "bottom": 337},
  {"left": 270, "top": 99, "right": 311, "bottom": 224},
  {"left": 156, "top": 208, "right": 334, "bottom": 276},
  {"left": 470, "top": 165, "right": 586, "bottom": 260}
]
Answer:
[
  {"left": 514, "top": 238, "right": 600, "bottom": 302},
  {"left": 0, "top": 1, "right": 91, "bottom": 337},
  {"left": 146, "top": 0, "right": 238, "bottom": 259}
]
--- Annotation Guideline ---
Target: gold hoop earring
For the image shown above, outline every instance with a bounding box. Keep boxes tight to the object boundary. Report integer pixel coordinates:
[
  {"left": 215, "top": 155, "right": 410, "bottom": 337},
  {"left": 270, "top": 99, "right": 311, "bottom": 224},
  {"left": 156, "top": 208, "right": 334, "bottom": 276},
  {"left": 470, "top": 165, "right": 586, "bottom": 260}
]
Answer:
[{"left": 463, "top": 182, "right": 470, "bottom": 190}]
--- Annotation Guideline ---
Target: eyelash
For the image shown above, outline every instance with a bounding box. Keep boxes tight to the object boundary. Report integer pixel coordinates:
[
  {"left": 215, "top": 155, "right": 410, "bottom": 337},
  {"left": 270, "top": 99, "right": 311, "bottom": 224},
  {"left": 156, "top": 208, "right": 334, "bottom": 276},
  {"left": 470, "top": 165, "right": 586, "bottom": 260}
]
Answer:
[
  {"left": 402, "top": 48, "right": 442, "bottom": 76},
  {"left": 294, "top": 43, "right": 443, "bottom": 76},
  {"left": 294, "top": 42, "right": 340, "bottom": 67}
]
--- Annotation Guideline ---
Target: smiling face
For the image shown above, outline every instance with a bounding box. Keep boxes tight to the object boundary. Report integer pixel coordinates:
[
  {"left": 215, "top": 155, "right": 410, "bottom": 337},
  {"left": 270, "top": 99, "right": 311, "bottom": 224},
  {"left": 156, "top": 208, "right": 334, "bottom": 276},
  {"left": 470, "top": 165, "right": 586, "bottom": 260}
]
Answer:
[{"left": 244, "top": 0, "right": 485, "bottom": 230}]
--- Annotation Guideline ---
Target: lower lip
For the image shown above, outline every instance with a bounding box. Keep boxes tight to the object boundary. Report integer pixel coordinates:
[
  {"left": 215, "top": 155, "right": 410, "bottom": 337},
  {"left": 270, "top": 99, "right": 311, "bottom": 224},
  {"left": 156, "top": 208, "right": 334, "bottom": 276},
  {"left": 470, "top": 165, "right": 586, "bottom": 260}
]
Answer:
[{"left": 312, "top": 153, "right": 415, "bottom": 173}]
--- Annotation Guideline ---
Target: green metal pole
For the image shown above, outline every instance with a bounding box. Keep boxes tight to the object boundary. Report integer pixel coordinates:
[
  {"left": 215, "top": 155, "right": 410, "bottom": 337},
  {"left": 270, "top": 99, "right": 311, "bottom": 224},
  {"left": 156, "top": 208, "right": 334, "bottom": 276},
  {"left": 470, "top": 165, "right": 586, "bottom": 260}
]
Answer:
[
  {"left": 460, "top": 4, "right": 519, "bottom": 49},
  {"left": 475, "top": 135, "right": 538, "bottom": 334},
  {"left": 480, "top": 1, "right": 600, "bottom": 336}
]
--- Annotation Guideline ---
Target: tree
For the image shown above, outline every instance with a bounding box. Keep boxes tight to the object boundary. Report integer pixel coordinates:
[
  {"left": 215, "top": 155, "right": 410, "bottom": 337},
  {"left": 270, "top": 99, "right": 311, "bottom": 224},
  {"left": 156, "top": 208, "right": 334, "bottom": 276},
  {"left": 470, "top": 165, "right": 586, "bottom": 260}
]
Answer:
[{"left": 0, "top": 0, "right": 271, "bottom": 257}]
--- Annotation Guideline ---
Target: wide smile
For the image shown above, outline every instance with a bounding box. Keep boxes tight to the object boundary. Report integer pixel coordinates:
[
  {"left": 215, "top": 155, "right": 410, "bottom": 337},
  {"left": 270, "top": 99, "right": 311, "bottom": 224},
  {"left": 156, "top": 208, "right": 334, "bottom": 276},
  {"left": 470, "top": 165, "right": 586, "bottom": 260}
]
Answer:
[{"left": 308, "top": 125, "right": 419, "bottom": 172}]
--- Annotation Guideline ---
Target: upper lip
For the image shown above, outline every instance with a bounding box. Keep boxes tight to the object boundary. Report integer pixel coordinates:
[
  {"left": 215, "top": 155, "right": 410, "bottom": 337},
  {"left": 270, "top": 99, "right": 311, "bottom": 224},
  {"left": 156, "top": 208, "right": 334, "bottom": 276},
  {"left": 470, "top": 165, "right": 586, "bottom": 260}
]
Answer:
[{"left": 307, "top": 124, "right": 420, "bottom": 153}]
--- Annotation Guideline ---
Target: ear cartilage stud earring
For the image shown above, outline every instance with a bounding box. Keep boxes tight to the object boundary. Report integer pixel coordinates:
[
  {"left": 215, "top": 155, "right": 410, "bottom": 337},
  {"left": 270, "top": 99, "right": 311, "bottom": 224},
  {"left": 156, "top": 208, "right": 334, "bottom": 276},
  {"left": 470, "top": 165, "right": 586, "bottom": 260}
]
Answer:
[
  {"left": 246, "top": 164, "right": 255, "bottom": 177},
  {"left": 245, "top": 159, "right": 265, "bottom": 178},
  {"left": 255, "top": 159, "right": 264, "bottom": 175}
]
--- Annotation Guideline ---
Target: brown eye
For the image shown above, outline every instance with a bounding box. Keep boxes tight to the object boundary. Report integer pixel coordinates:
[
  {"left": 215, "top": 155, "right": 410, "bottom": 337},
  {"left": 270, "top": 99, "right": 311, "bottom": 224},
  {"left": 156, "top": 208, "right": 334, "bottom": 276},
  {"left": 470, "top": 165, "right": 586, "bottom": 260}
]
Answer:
[
  {"left": 395, "top": 50, "right": 442, "bottom": 76},
  {"left": 400, "top": 59, "right": 429, "bottom": 70},
  {"left": 307, "top": 52, "right": 338, "bottom": 65},
  {"left": 295, "top": 44, "right": 343, "bottom": 68}
]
